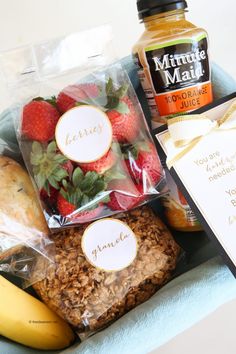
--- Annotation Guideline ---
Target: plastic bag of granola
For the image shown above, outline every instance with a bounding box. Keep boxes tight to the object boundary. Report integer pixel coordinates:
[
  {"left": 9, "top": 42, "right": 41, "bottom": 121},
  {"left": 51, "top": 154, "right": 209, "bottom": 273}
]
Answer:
[
  {"left": 0, "top": 26, "right": 165, "bottom": 230},
  {"left": 33, "top": 206, "right": 181, "bottom": 339}
]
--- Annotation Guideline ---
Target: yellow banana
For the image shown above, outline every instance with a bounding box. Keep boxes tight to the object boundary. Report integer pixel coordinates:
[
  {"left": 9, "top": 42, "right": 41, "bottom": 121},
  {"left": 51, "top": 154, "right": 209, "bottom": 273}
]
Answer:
[{"left": 0, "top": 275, "right": 75, "bottom": 350}]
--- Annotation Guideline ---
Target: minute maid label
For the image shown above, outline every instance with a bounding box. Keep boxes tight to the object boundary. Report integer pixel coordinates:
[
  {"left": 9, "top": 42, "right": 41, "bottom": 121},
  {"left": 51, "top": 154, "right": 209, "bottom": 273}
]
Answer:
[{"left": 145, "top": 35, "right": 213, "bottom": 117}]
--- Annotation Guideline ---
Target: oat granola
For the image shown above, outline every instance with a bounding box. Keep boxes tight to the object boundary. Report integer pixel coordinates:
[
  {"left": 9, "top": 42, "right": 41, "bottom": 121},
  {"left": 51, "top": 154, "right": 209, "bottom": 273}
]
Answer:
[{"left": 33, "top": 206, "right": 180, "bottom": 337}]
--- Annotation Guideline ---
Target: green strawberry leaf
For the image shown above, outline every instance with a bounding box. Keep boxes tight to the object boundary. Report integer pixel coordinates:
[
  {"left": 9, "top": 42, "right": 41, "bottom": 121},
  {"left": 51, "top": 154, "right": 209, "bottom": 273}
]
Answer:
[
  {"left": 106, "top": 78, "right": 114, "bottom": 96},
  {"left": 52, "top": 168, "right": 68, "bottom": 181},
  {"left": 105, "top": 96, "right": 120, "bottom": 110},
  {"left": 115, "top": 84, "right": 129, "bottom": 99},
  {"left": 31, "top": 140, "right": 70, "bottom": 191},
  {"left": 48, "top": 176, "right": 59, "bottom": 190},
  {"left": 123, "top": 146, "right": 138, "bottom": 160},
  {"left": 121, "top": 141, "right": 150, "bottom": 160},
  {"left": 53, "top": 155, "right": 68, "bottom": 164},
  {"left": 62, "top": 179, "right": 68, "bottom": 189},
  {"left": 32, "top": 141, "right": 43, "bottom": 156},
  {"left": 33, "top": 97, "right": 45, "bottom": 102},
  {"left": 47, "top": 141, "right": 57, "bottom": 154},
  {"left": 35, "top": 172, "right": 46, "bottom": 190},
  {"left": 45, "top": 96, "right": 57, "bottom": 107},
  {"left": 115, "top": 101, "right": 129, "bottom": 114},
  {"left": 57, "top": 164, "right": 107, "bottom": 210},
  {"left": 72, "top": 167, "right": 84, "bottom": 187},
  {"left": 31, "top": 153, "right": 42, "bottom": 166},
  {"left": 104, "top": 166, "right": 127, "bottom": 183},
  {"left": 60, "top": 188, "right": 68, "bottom": 200},
  {"left": 105, "top": 78, "right": 129, "bottom": 99},
  {"left": 33, "top": 96, "right": 57, "bottom": 108},
  {"left": 81, "top": 171, "right": 100, "bottom": 192},
  {"left": 44, "top": 181, "right": 50, "bottom": 196},
  {"left": 72, "top": 189, "right": 82, "bottom": 206},
  {"left": 88, "top": 179, "right": 106, "bottom": 196},
  {"left": 105, "top": 78, "right": 130, "bottom": 111}
]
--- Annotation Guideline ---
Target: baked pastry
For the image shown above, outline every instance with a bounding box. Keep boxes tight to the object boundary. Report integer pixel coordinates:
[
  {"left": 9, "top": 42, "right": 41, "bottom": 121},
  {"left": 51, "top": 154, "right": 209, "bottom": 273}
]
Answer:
[
  {"left": 0, "top": 156, "right": 48, "bottom": 261},
  {"left": 34, "top": 206, "right": 180, "bottom": 337}
]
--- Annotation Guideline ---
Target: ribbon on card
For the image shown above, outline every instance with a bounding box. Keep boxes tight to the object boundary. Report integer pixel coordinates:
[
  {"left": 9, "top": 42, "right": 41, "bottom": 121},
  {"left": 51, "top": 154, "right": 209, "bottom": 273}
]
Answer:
[{"left": 165, "top": 100, "right": 236, "bottom": 169}]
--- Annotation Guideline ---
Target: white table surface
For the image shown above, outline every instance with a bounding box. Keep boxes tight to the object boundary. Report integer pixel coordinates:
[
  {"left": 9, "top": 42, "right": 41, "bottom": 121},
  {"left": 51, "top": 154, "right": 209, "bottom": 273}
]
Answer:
[{"left": 150, "top": 299, "right": 236, "bottom": 354}]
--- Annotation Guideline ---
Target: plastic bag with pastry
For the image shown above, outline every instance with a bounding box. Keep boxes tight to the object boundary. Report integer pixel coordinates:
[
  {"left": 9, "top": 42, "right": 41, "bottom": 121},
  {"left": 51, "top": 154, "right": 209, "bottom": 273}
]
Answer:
[{"left": 0, "top": 155, "right": 54, "bottom": 287}]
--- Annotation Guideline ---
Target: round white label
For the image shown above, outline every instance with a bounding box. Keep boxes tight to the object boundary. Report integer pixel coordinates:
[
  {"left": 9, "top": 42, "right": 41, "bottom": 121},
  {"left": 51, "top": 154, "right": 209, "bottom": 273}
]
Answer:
[
  {"left": 81, "top": 219, "right": 138, "bottom": 272},
  {"left": 55, "top": 105, "right": 112, "bottom": 163}
]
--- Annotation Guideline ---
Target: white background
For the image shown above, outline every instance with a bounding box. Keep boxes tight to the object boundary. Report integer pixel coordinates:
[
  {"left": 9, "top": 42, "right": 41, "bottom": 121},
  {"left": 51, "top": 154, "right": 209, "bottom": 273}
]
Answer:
[
  {"left": 150, "top": 299, "right": 236, "bottom": 354},
  {"left": 0, "top": 0, "right": 235, "bottom": 74},
  {"left": 0, "top": 1, "right": 235, "bottom": 353},
  {"left": 0, "top": 0, "right": 236, "bottom": 110}
]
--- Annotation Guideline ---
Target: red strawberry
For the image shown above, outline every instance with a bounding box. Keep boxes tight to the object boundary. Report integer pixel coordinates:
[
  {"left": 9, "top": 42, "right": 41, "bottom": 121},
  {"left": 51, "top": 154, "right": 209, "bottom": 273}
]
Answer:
[
  {"left": 125, "top": 142, "right": 163, "bottom": 186},
  {"left": 62, "top": 160, "right": 74, "bottom": 178},
  {"left": 57, "top": 193, "right": 103, "bottom": 221},
  {"left": 107, "top": 179, "right": 145, "bottom": 211},
  {"left": 56, "top": 92, "right": 75, "bottom": 114},
  {"left": 22, "top": 100, "right": 60, "bottom": 142},
  {"left": 107, "top": 97, "right": 140, "bottom": 143},
  {"left": 57, "top": 193, "right": 76, "bottom": 216},
  {"left": 56, "top": 83, "right": 100, "bottom": 113},
  {"left": 72, "top": 203, "right": 103, "bottom": 223},
  {"left": 40, "top": 186, "right": 58, "bottom": 205},
  {"left": 79, "top": 150, "right": 116, "bottom": 175}
]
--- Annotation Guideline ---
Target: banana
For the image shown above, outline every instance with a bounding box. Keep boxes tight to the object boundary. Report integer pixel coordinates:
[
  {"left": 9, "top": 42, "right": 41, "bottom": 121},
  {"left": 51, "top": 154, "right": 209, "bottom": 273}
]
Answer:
[{"left": 0, "top": 275, "right": 75, "bottom": 350}]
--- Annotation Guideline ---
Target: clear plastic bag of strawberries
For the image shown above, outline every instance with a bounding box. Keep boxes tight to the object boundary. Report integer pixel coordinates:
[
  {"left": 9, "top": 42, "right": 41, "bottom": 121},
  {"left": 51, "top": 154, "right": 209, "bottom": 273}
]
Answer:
[{"left": 2, "top": 26, "right": 166, "bottom": 230}]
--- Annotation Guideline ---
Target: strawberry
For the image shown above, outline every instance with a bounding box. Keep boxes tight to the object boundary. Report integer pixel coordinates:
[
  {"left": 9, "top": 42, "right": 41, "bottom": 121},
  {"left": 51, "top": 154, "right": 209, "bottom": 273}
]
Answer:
[
  {"left": 56, "top": 92, "right": 75, "bottom": 114},
  {"left": 57, "top": 193, "right": 103, "bottom": 221},
  {"left": 125, "top": 142, "right": 163, "bottom": 186},
  {"left": 107, "top": 96, "right": 140, "bottom": 143},
  {"left": 57, "top": 167, "right": 107, "bottom": 219},
  {"left": 56, "top": 83, "right": 100, "bottom": 113},
  {"left": 72, "top": 203, "right": 103, "bottom": 223},
  {"left": 107, "top": 179, "right": 145, "bottom": 211},
  {"left": 79, "top": 150, "right": 116, "bottom": 175},
  {"left": 102, "top": 78, "right": 140, "bottom": 143},
  {"left": 22, "top": 100, "right": 60, "bottom": 142},
  {"left": 40, "top": 186, "right": 58, "bottom": 205},
  {"left": 62, "top": 160, "right": 74, "bottom": 178},
  {"left": 57, "top": 194, "right": 76, "bottom": 216}
]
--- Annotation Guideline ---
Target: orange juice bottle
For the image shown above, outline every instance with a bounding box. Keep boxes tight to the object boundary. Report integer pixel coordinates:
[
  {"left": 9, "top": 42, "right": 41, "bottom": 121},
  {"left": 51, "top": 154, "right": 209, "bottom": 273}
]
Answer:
[
  {"left": 133, "top": 0, "right": 213, "bottom": 129},
  {"left": 162, "top": 168, "right": 202, "bottom": 232},
  {"left": 133, "top": 0, "right": 208, "bottom": 232}
]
